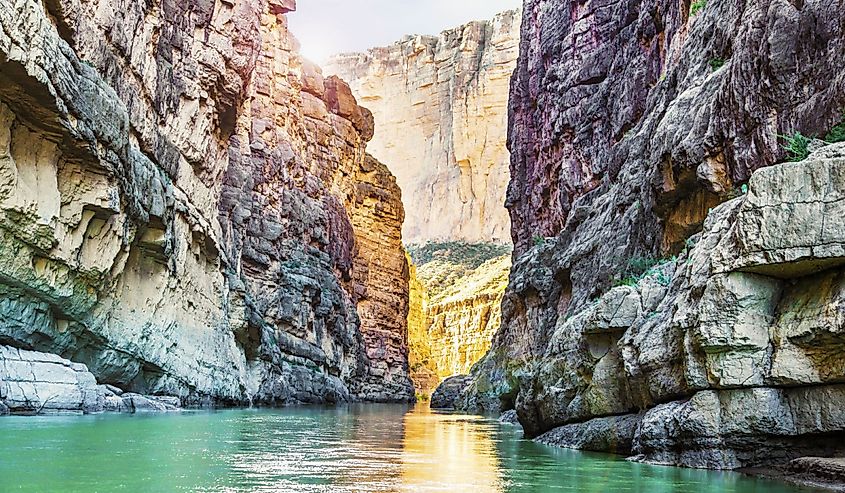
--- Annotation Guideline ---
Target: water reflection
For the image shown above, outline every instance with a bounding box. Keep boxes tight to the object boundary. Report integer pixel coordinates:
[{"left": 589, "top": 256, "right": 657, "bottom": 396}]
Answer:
[
  {"left": 401, "top": 409, "right": 504, "bottom": 492},
  {"left": 0, "top": 404, "right": 824, "bottom": 493}
]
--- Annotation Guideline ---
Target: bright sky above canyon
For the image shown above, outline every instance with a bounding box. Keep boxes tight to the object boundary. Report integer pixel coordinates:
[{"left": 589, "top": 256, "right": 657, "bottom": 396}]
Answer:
[{"left": 289, "top": 0, "right": 521, "bottom": 63}]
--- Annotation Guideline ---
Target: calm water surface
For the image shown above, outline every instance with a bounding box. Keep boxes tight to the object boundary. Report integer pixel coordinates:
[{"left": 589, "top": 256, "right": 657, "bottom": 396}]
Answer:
[{"left": 0, "top": 404, "right": 822, "bottom": 492}]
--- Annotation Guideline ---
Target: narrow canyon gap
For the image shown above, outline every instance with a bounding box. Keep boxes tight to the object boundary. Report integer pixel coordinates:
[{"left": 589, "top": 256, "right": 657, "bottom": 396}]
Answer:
[{"left": 325, "top": 9, "right": 521, "bottom": 396}]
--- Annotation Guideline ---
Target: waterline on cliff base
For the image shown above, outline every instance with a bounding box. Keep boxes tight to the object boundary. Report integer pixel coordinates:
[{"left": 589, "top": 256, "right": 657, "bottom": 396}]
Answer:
[{"left": 0, "top": 404, "right": 822, "bottom": 492}]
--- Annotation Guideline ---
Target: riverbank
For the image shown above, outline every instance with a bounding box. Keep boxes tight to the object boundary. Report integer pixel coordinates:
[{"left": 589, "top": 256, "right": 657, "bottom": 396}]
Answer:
[{"left": 742, "top": 460, "right": 845, "bottom": 493}]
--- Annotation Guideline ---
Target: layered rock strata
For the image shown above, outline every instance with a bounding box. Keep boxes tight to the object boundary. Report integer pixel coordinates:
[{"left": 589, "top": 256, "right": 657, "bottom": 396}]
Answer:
[
  {"left": 445, "top": 0, "right": 845, "bottom": 471},
  {"left": 407, "top": 242, "right": 510, "bottom": 395},
  {"left": 0, "top": 0, "right": 412, "bottom": 406},
  {"left": 325, "top": 10, "right": 520, "bottom": 244},
  {"left": 460, "top": 143, "right": 845, "bottom": 469}
]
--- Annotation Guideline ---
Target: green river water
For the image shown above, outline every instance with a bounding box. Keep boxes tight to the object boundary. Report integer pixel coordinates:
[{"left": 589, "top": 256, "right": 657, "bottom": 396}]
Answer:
[{"left": 0, "top": 404, "right": 823, "bottom": 492}]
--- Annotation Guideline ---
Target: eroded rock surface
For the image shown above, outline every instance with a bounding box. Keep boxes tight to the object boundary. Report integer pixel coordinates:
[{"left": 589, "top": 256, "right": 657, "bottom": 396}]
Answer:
[
  {"left": 453, "top": 143, "right": 845, "bottom": 469},
  {"left": 0, "top": 0, "right": 412, "bottom": 406},
  {"left": 407, "top": 242, "right": 511, "bottom": 395},
  {"left": 0, "top": 345, "right": 102, "bottom": 414},
  {"left": 0, "top": 345, "right": 180, "bottom": 414},
  {"left": 325, "top": 10, "right": 520, "bottom": 244},
  {"left": 446, "top": 0, "right": 845, "bottom": 470}
]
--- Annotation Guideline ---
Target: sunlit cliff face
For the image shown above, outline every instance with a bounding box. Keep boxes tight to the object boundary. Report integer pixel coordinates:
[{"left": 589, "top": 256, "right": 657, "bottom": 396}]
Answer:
[{"left": 406, "top": 243, "right": 512, "bottom": 396}]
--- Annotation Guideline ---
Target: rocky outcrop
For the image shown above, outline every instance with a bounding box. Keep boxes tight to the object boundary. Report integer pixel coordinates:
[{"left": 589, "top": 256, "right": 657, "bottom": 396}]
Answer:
[
  {"left": 0, "top": 0, "right": 412, "bottom": 406},
  {"left": 457, "top": 143, "right": 845, "bottom": 469},
  {"left": 0, "top": 345, "right": 102, "bottom": 413},
  {"left": 325, "top": 10, "right": 520, "bottom": 245},
  {"left": 0, "top": 345, "right": 180, "bottom": 414},
  {"left": 407, "top": 242, "right": 510, "bottom": 395},
  {"left": 449, "top": 0, "right": 845, "bottom": 471},
  {"left": 430, "top": 375, "right": 472, "bottom": 410}
]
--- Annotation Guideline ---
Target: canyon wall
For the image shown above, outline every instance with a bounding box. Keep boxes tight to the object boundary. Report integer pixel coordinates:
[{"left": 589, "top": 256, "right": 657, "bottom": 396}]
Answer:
[
  {"left": 325, "top": 9, "right": 520, "bottom": 245},
  {"left": 0, "top": 0, "right": 413, "bottom": 409},
  {"left": 444, "top": 0, "right": 845, "bottom": 471},
  {"left": 325, "top": 11, "right": 521, "bottom": 396},
  {"left": 407, "top": 243, "right": 510, "bottom": 395}
]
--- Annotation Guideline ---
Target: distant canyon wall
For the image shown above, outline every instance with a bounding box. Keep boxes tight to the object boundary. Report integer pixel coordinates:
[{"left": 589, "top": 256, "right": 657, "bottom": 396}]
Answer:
[
  {"left": 326, "top": 11, "right": 521, "bottom": 395},
  {"left": 407, "top": 243, "right": 511, "bottom": 395},
  {"left": 0, "top": 0, "right": 413, "bottom": 409},
  {"left": 326, "top": 9, "right": 520, "bottom": 245}
]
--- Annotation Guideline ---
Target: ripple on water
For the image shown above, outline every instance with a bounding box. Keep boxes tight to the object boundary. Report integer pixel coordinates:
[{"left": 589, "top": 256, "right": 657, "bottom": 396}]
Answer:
[{"left": 0, "top": 404, "right": 826, "bottom": 493}]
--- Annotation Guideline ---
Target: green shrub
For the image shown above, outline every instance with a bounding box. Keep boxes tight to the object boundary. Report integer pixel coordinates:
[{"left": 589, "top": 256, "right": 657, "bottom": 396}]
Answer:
[
  {"left": 690, "top": 0, "right": 707, "bottom": 16},
  {"left": 613, "top": 277, "right": 640, "bottom": 288},
  {"left": 709, "top": 58, "right": 725, "bottom": 71},
  {"left": 626, "top": 256, "right": 663, "bottom": 277},
  {"left": 532, "top": 235, "right": 546, "bottom": 247},
  {"left": 825, "top": 118, "right": 845, "bottom": 143},
  {"left": 780, "top": 132, "right": 812, "bottom": 162},
  {"left": 612, "top": 256, "right": 665, "bottom": 288},
  {"left": 406, "top": 241, "right": 511, "bottom": 268}
]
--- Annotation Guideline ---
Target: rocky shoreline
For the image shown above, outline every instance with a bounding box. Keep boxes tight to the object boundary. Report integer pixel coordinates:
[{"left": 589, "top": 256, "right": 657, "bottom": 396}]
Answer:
[{"left": 0, "top": 345, "right": 182, "bottom": 415}]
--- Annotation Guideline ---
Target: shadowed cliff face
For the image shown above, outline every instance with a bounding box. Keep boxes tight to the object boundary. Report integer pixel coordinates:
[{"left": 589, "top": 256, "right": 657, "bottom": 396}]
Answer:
[
  {"left": 445, "top": 0, "right": 845, "bottom": 470},
  {"left": 325, "top": 9, "right": 520, "bottom": 245},
  {"left": 0, "top": 0, "right": 413, "bottom": 406}
]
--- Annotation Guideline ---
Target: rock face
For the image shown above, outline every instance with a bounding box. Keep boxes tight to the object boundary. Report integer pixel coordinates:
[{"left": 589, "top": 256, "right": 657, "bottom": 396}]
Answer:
[
  {"left": 325, "top": 10, "right": 520, "bottom": 245},
  {"left": 407, "top": 242, "right": 511, "bottom": 395},
  {"left": 0, "top": 345, "right": 180, "bottom": 414},
  {"left": 430, "top": 375, "right": 472, "bottom": 410},
  {"left": 0, "top": 345, "right": 102, "bottom": 414},
  {"left": 448, "top": 0, "right": 845, "bottom": 471},
  {"left": 0, "top": 0, "right": 412, "bottom": 405},
  {"left": 458, "top": 144, "right": 845, "bottom": 469}
]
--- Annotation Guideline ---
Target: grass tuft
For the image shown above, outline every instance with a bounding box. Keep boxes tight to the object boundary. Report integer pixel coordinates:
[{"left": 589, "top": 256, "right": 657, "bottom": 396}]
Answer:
[
  {"left": 780, "top": 132, "right": 812, "bottom": 162},
  {"left": 825, "top": 118, "right": 845, "bottom": 143},
  {"left": 690, "top": 0, "right": 707, "bottom": 16}
]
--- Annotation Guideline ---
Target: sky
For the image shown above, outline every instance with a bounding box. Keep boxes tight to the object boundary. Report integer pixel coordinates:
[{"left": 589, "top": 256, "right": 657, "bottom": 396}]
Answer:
[{"left": 288, "top": 0, "right": 521, "bottom": 63}]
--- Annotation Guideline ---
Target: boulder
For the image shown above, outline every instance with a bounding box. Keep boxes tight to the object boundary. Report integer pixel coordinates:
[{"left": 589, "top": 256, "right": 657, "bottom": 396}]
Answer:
[
  {"left": 431, "top": 375, "right": 473, "bottom": 409},
  {"left": 0, "top": 346, "right": 103, "bottom": 414}
]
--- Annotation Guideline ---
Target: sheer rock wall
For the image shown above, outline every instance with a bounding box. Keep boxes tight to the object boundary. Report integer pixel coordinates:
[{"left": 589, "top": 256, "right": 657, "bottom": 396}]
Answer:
[
  {"left": 325, "top": 9, "right": 520, "bottom": 245},
  {"left": 444, "top": 0, "right": 845, "bottom": 470},
  {"left": 0, "top": 0, "right": 413, "bottom": 407}
]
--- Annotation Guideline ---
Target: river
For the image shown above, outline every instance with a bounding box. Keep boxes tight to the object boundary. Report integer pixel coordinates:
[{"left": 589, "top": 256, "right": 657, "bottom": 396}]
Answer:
[{"left": 0, "top": 404, "right": 822, "bottom": 492}]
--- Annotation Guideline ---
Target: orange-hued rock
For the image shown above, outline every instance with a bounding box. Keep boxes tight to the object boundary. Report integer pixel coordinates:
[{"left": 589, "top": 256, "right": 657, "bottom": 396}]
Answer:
[
  {"left": 407, "top": 243, "right": 511, "bottom": 395},
  {"left": 407, "top": 256, "right": 438, "bottom": 396},
  {"left": 0, "top": 0, "right": 412, "bottom": 405},
  {"left": 326, "top": 10, "right": 521, "bottom": 245}
]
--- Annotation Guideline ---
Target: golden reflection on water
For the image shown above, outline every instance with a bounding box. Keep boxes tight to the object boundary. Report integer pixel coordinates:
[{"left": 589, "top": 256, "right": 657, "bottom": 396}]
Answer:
[{"left": 399, "top": 406, "right": 505, "bottom": 492}]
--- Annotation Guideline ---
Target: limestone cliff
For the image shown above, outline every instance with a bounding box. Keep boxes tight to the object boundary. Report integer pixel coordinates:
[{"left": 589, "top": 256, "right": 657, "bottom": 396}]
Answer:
[
  {"left": 443, "top": 0, "right": 845, "bottom": 471},
  {"left": 408, "top": 242, "right": 510, "bottom": 395},
  {"left": 325, "top": 9, "right": 520, "bottom": 245},
  {"left": 0, "top": 0, "right": 413, "bottom": 408}
]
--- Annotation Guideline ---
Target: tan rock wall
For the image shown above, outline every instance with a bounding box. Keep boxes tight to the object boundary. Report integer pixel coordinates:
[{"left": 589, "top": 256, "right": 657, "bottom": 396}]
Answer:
[
  {"left": 407, "top": 243, "right": 510, "bottom": 395},
  {"left": 325, "top": 9, "right": 520, "bottom": 245},
  {"left": 0, "top": 0, "right": 412, "bottom": 404}
]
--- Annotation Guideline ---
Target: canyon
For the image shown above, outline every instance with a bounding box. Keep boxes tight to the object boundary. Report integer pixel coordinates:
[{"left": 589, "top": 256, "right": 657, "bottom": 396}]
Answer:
[
  {"left": 327, "top": 10, "right": 521, "bottom": 395},
  {"left": 3, "top": 0, "right": 845, "bottom": 487},
  {"left": 0, "top": 0, "right": 413, "bottom": 411},
  {"left": 437, "top": 0, "right": 845, "bottom": 475}
]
